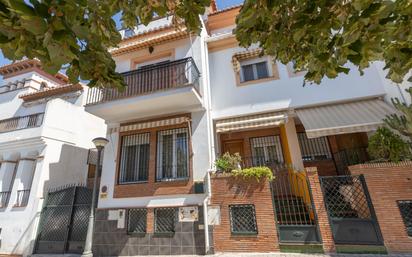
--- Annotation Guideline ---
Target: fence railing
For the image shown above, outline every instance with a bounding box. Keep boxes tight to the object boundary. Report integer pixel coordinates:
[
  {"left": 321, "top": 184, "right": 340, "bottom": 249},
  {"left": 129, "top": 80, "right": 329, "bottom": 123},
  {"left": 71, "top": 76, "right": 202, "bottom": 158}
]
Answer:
[
  {"left": 15, "top": 189, "right": 31, "bottom": 207},
  {"left": 86, "top": 57, "right": 201, "bottom": 105},
  {"left": 0, "top": 113, "right": 44, "bottom": 133},
  {"left": 0, "top": 191, "right": 11, "bottom": 208}
]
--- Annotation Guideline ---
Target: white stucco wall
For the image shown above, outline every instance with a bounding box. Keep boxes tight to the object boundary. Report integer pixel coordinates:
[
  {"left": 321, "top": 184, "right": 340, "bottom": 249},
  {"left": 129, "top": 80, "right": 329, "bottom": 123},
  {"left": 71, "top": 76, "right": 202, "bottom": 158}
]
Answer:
[
  {"left": 208, "top": 46, "right": 387, "bottom": 119},
  {"left": 0, "top": 70, "right": 107, "bottom": 256}
]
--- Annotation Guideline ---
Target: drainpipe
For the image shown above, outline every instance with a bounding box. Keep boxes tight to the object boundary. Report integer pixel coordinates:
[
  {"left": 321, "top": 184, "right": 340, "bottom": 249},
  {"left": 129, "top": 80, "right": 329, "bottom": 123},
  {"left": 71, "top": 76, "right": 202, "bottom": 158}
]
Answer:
[{"left": 203, "top": 168, "right": 212, "bottom": 254}]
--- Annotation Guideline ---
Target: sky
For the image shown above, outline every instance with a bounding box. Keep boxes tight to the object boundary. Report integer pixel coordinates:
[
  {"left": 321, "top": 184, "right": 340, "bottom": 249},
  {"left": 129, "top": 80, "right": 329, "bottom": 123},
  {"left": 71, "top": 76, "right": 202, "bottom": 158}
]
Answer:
[{"left": 0, "top": 0, "right": 243, "bottom": 83}]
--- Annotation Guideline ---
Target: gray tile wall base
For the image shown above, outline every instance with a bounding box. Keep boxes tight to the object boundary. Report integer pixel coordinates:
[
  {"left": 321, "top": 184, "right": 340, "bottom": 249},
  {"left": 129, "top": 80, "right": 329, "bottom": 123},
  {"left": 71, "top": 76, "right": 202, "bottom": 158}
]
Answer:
[{"left": 93, "top": 209, "right": 212, "bottom": 256}]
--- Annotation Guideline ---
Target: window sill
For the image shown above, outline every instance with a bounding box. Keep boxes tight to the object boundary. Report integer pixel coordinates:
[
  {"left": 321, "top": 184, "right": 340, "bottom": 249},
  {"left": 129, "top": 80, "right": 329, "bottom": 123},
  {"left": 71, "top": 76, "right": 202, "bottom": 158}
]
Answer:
[
  {"left": 156, "top": 177, "right": 190, "bottom": 183},
  {"left": 231, "top": 232, "right": 258, "bottom": 237},
  {"left": 238, "top": 76, "right": 279, "bottom": 87},
  {"left": 118, "top": 181, "right": 148, "bottom": 185},
  {"left": 127, "top": 232, "right": 147, "bottom": 237}
]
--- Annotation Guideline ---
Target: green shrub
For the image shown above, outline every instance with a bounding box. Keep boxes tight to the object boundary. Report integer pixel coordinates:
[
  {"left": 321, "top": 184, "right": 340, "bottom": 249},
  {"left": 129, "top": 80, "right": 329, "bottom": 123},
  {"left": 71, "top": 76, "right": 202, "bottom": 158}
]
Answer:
[
  {"left": 368, "top": 127, "right": 411, "bottom": 162},
  {"left": 232, "top": 166, "right": 274, "bottom": 181},
  {"left": 214, "top": 152, "right": 241, "bottom": 172}
]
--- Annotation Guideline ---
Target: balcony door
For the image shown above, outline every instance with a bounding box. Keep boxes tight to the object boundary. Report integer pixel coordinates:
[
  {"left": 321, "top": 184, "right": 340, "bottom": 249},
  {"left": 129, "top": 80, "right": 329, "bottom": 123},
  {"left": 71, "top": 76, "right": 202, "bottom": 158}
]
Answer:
[
  {"left": 222, "top": 140, "right": 244, "bottom": 157},
  {"left": 135, "top": 57, "right": 171, "bottom": 92}
]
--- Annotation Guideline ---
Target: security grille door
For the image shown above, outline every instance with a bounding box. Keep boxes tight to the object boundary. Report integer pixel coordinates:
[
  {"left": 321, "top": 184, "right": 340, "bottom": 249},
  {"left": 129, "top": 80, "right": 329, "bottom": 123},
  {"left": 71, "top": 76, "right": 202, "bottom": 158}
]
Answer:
[
  {"left": 34, "top": 186, "right": 92, "bottom": 254},
  {"left": 320, "top": 175, "right": 383, "bottom": 245}
]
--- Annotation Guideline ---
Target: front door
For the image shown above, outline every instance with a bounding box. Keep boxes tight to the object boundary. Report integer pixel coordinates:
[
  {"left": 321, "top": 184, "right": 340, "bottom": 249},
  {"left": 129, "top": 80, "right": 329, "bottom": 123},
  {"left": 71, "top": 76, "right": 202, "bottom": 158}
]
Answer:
[{"left": 222, "top": 140, "right": 244, "bottom": 156}]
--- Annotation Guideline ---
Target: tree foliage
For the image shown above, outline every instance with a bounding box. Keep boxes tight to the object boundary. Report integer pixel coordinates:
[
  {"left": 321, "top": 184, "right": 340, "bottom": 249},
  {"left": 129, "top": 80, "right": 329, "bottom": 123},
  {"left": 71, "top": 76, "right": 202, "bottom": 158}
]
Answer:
[
  {"left": 367, "top": 127, "right": 411, "bottom": 162},
  {"left": 0, "top": 0, "right": 210, "bottom": 88},
  {"left": 235, "top": 0, "right": 412, "bottom": 84},
  {"left": 385, "top": 87, "right": 412, "bottom": 141},
  {"left": 1, "top": 0, "right": 411, "bottom": 88}
]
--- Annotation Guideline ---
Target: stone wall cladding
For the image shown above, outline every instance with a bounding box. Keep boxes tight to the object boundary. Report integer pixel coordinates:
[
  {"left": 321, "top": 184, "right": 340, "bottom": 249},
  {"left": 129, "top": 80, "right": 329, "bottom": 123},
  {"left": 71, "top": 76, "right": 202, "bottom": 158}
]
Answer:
[
  {"left": 210, "top": 174, "right": 279, "bottom": 253},
  {"left": 349, "top": 161, "right": 412, "bottom": 253},
  {"left": 93, "top": 207, "right": 208, "bottom": 256}
]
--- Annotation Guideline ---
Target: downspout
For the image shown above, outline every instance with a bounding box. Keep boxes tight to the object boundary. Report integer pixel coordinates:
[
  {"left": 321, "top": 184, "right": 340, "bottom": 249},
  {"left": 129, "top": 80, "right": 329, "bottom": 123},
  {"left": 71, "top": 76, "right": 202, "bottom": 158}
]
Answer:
[{"left": 203, "top": 168, "right": 212, "bottom": 254}]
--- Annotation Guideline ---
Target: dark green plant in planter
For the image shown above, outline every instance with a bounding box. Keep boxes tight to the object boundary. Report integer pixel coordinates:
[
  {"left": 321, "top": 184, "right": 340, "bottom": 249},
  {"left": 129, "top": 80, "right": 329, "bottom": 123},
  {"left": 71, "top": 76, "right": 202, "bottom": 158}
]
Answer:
[
  {"left": 368, "top": 127, "right": 411, "bottom": 162},
  {"left": 214, "top": 152, "right": 241, "bottom": 173},
  {"left": 385, "top": 87, "right": 412, "bottom": 142},
  {"left": 232, "top": 167, "right": 274, "bottom": 182}
]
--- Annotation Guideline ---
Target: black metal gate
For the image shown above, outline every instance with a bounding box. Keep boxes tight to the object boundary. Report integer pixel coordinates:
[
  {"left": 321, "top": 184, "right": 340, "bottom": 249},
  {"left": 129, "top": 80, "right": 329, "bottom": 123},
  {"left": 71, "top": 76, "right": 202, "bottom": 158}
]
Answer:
[
  {"left": 34, "top": 185, "right": 92, "bottom": 254},
  {"left": 271, "top": 167, "right": 321, "bottom": 243},
  {"left": 320, "top": 175, "right": 383, "bottom": 245}
]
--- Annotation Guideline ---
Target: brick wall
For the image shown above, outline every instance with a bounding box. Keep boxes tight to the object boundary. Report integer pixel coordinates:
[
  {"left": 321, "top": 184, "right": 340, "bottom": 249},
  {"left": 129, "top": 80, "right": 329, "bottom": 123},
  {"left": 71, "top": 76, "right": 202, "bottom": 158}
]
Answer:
[
  {"left": 304, "top": 159, "right": 337, "bottom": 176},
  {"left": 349, "top": 161, "right": 412, "bottom": 253},
  {"left": 305, "top": 167, "right": 336, "bottom": 253},
  {"left": 113, "top": 122, "right": 194, "bottom": 198},
  {"left": 210, "top": 174, "right": 279, "bottom": 252}
]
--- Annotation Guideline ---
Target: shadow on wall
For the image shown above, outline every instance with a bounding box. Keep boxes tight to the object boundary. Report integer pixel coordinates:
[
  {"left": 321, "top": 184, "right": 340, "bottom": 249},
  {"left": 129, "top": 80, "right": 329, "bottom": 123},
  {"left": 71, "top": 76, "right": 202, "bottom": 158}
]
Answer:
[
  {"left": 7, "top": 144, "right": 91, "bottom": 256},
  {"left": 43, "top": 144, "right": 90, "bottom": 193}
]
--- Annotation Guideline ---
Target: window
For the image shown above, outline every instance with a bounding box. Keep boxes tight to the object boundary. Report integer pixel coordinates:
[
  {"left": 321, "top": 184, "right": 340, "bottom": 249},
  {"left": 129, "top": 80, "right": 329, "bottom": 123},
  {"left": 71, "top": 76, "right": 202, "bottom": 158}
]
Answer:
[
  {"left": 297, "top": 133, "right": 332, "bottom": 161},
  {"left": 154, "top": 208, "right": 176, "bottom": 234},
  {"left": 127, "top": 208, "right": 147, "bottom": 234},
  {"left": 398, "top": 200, "right": 412, "bottom": 237},
  {"left": 156, "top": 128, "right": 189, "bottom": 181},
  {"left": 229, "top": 205, "right": 258, "bottom": 235},
  {"left": 250, "top": 136, "right": 284, "bottom": 166},
  {"left": 119, "top": 133, "right": 150, "bottom": 184},
  {"left": 240, "top": 59, "right": 270, "bottom": 82}
]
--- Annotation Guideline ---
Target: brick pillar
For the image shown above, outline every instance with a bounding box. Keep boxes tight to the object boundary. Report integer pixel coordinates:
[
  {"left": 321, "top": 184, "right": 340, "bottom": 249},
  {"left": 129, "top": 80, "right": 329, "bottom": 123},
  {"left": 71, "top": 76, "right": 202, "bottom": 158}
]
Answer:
[
  {"left": 306, "top": 167, "right": 336, "bottom": 253},
  {"left": 147, "top": 208, "right": 154, "bottom": 233}
]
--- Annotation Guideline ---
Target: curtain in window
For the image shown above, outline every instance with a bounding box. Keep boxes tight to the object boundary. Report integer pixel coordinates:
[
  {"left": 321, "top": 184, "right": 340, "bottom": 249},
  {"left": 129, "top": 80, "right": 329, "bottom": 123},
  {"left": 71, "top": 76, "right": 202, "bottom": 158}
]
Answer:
[
  {"left": 157, "top": 128, "right": 189, "bottom": 181},
  {"left": 119, "top": 133, "right": 150, "bottom": 183}
]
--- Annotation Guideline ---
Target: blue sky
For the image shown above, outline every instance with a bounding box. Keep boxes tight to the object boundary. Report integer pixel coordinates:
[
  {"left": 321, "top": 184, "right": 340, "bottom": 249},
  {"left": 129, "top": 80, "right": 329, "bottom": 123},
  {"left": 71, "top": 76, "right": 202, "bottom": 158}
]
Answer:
[{"left": 0, "top": 0, "right": 243, "bottom": 83}]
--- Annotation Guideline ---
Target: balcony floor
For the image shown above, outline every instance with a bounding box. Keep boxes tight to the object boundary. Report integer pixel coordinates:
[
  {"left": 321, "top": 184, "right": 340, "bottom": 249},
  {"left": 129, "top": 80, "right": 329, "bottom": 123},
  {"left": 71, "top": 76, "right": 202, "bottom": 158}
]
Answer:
[{"left": 85, "top": 86, "right": 203, "bottom": 123}]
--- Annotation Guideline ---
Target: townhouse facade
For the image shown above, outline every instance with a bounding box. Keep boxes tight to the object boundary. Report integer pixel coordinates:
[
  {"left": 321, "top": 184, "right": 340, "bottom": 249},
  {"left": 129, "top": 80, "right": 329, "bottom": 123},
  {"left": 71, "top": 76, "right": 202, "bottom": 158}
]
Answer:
[
  {"left": 0, "top": 60, "right": 106, "bottom": 256},
  {"left": 82, "top": 3, "right": 408, "bottom": 256}
]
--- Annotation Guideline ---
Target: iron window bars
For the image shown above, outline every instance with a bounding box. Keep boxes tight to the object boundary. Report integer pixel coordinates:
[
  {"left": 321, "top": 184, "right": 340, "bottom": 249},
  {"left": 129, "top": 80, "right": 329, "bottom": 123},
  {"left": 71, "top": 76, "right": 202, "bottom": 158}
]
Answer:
[
  {"left": 118, "top": 133, "right": 150, "bottom": 184},
  {"left": 297, "top": 133, "right": 332, "bottom": 161},
  {"left": 229, "top": 204, "right": 258, "bottom": 235},
  {"left": 250, "top": 135, "right": 284, "bottom": 166},
  {"left": 154, "top": 208, "right": 176, "bottom": 235},
  {"left": 156, "top": 128, "right": 189, "bottom": 181},
  {"left": 398, "top": 200, "right": 412, "bottom": 237},
  {"left": 127, "top": 208, "right": 147, "bottom": 235}
]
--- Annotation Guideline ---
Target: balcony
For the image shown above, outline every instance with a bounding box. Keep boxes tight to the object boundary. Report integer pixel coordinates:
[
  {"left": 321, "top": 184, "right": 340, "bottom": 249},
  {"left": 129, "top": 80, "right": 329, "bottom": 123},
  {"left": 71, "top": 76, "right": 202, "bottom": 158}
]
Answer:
[
  {"left": 0, "top": 113, "right": 44, "bottom": 134},
  {"left": 0, "top": 191, "right": 11, "bottom": 208},
  {"left": 85, "top": 58, "right": 203, "bottom": 122}
]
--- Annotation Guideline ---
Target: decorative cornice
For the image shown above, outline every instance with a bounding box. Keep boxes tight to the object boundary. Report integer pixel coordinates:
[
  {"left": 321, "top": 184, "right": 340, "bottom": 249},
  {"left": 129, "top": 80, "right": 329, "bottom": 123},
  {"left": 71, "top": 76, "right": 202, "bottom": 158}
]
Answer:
[
  {"left": 19, "top": 83, "right": 83, "bottom": 102},
  {"left": 0, "top": 59, "right": 68, "bottom": 85}
]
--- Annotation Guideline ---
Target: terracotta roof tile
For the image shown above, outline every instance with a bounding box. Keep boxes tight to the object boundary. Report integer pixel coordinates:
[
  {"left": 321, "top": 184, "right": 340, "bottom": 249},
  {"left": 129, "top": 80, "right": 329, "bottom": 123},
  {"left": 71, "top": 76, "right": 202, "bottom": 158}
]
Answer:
[{"left": 19, "top": 83, "right": 83, "bottom": 102}]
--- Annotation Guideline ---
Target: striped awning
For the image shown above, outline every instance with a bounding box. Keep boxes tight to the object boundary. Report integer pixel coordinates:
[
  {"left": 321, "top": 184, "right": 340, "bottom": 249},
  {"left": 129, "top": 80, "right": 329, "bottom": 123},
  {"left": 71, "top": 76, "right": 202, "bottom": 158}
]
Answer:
[
  {"left": 216, "top": 112, "right": 287, "bottom": 133},
  {"left": 296, "top": 99, "right": 397, "bottom": 138},
  {"left": 108, "top": 116, "right": 190, "bottom": 134}
]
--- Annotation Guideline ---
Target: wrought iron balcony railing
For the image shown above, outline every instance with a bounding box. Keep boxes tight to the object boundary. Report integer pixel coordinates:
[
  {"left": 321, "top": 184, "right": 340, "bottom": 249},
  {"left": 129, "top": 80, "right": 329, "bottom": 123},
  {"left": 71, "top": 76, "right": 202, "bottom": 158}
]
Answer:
[
  {"left": 0, "top": 191, "right": 11, "bottom": 208},
  {"left": 15, "top": 189, "right": 31, "bottom": 207},
  {"left": 86, "top": 57, "right": 201, "bottom": 105},
  {"left": 0, "top": 113, "right": 44, "bottom": 134}
]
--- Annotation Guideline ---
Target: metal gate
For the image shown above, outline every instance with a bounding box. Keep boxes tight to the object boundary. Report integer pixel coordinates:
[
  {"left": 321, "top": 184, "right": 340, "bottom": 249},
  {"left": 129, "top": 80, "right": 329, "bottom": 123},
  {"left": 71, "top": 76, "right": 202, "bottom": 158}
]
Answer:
[
  {"left": 271, "top": 166, "right": 321, "bottom": 243},
  {"left": 320, "top": 175, "right": 383, "bottom": 245},
  {"left": 34, "top": 185, "right": 92, "bottom": 254}
]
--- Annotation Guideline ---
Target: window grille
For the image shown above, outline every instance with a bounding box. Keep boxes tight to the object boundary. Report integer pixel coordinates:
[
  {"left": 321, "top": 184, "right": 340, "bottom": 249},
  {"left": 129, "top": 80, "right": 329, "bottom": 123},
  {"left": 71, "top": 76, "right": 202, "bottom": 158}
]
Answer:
[
  {"left": 127, "top": 208, "right": 147, "bottom": 234},
  {"left": 298, "top": 133, "right": 332, "bottom": 161},
  {"left": 154, "top": 208, "right": 176, "bottom": 234},
  {"left": 250, "top": 135, "right": 284, "bottom": 165},
  {"left": 119, "top": 133, "right": 150, "bottom": 184},
  {"left": 398, "top": 200, "right": 412, "bottom": 237},
  {"left": 229, "top": 205, "right": 258, "bottom": 235},
  {"left": 156, "top": 128, "right": 189, "bottom": 181}
]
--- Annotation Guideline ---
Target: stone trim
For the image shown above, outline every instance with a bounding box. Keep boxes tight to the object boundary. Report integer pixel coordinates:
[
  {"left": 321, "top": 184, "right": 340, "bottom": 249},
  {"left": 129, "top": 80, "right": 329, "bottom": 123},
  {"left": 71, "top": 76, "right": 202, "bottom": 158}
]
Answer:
[{"left": 349, "top": 161, "right": 412, "bottom": 169}]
